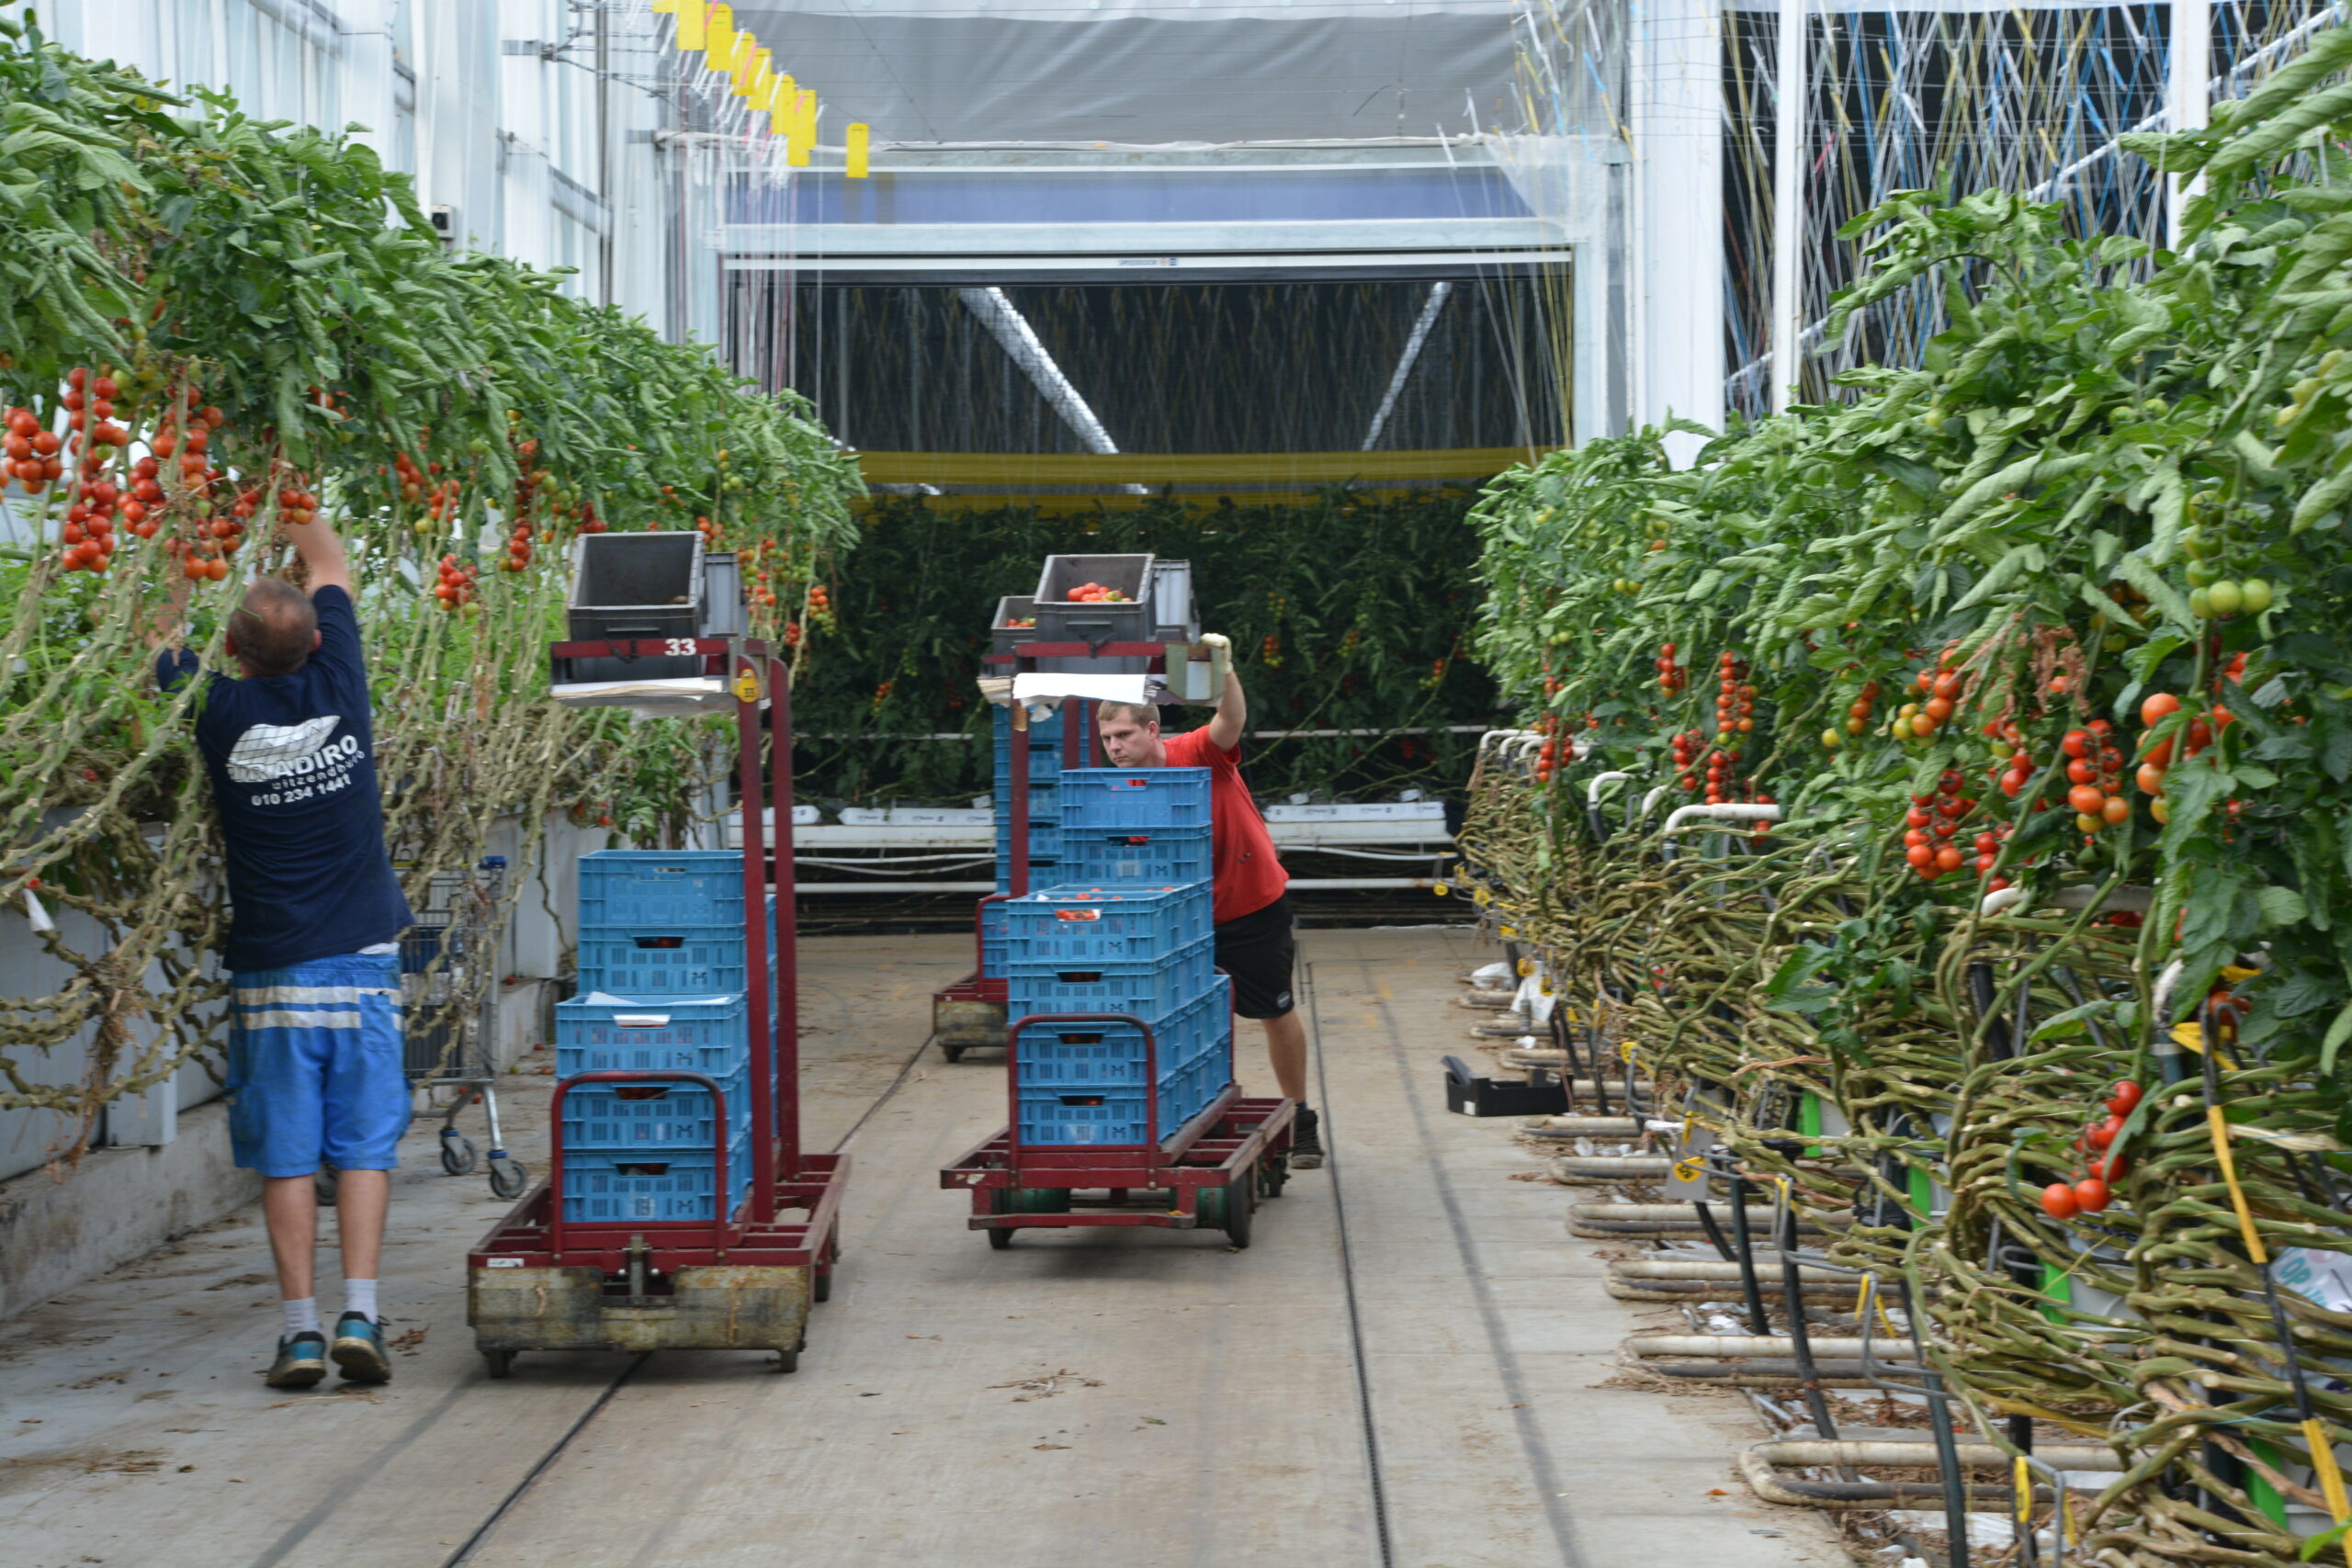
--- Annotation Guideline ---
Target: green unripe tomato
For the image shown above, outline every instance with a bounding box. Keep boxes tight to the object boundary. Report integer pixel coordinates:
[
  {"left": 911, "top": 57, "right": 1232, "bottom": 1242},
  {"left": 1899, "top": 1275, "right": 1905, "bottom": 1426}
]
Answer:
[
  {"left": 2238, "top": 577, "right": 2273, "bottom": 614},
  {"left": 2186, "top": 558, "right": 2219, "bottom": 588},
  {"left": 2188, "top": 587, "right": 2211, "bottom": 618},
  {"left": 2181, "top": 527, "right": 2208, "bottom": 559},
  {"left": 1821, "top": 728, "right": 1843, "bottom": 750}
]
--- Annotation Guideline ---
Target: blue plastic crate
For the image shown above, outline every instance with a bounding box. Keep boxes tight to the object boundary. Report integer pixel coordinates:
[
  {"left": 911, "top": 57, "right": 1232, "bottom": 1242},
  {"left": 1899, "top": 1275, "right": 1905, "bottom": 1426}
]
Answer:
[
  {"left": 556, "top": 993, "right": 750, "bottom": 1077},
  {"left": 978, "top": 898, "right": 1010, "bottom": 976},
  {"left": 993, "top": 819, "right": 1063, "bottom": 863},
  {"left": 994, "top": 856, "right": 1060, "bottom": 896},
  {"left": 1062, "top": 824, "right": 1213, "bottom": 886},
  {"left": 579, "top": 852, "right": 751, "bottom": 931},
  {"left": 992, "top": 780, "right": 1061, "bottom": 817},
  {"left": 991, "top": 708, "right": 1066, "bottom": 768},
  {"left": 1007, "top": 935, "right": 1215, "bottom": 1021},
  {"left": 1012, "top": 981, "right": 1227, "bottom": 1089},
  {"left": 1000, "top": 881, "right": 1212, "bottom": 964},
  {"left": 560, "top": 1132, "right": 752, "bottom": 1223},
  {"left": 575, "top": 910, "right": 775, "bottom": 998},
  {"left": 1014, "top": 1047, "right": 1228, "bottom": 1148},
  {"left": 1159, "top": 1051, "right": 1231, "bottom": 1132},
  {"left": 1058, "top": 768, "right": 1212, "bottom": 832},
  {"left": 993, "top": 706, "right": 1063, "bottom": 742},
  {"left": 560, "top": 1066, "right": 751, "bottom": 1151}
]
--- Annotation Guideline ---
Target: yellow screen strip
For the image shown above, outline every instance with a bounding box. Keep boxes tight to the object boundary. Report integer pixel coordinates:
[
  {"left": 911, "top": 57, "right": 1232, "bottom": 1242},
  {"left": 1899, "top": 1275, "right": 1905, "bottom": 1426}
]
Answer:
[{"left": 854, "top": 446, "right": 1550, "bottom": 487}]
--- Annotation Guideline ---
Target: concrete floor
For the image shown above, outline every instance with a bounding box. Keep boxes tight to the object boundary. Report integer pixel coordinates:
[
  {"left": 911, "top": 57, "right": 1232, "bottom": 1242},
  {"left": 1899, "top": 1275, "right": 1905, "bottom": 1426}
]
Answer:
[{"left": 0, "top": 928, "right": 1844, "bottom": 1568}]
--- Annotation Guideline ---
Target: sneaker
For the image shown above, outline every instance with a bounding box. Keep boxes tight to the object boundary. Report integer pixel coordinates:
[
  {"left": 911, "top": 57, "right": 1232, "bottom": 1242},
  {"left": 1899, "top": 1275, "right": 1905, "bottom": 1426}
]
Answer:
[
  {"left": 331, "top": 1312, "right": 391, "bottom": 1384},
  {"left": 1290, "top": 1105, "right": 1325, "bottom": 1170},
  {"left": 266, "top": 1331, "right": 327, "bottom": 1389}
]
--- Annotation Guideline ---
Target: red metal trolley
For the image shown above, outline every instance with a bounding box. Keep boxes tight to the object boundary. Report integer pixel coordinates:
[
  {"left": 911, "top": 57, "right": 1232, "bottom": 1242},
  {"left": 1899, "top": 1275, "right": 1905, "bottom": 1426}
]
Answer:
[
  {"left": 935, "top": 632, "right": 1296, "bottom": 1247},
  {"left": 468, "top": 637, "right": 847, "bottom": 1374}
]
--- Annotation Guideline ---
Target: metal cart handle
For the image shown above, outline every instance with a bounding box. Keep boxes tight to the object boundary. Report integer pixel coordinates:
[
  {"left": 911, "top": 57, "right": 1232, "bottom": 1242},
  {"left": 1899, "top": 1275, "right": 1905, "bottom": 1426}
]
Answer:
[
  {"left": 548, "top": 1069, "right": 733, "bottom": 1256},
  {"left": 1003, "top": 1010, "right": 1158, "bottom": 1156}
]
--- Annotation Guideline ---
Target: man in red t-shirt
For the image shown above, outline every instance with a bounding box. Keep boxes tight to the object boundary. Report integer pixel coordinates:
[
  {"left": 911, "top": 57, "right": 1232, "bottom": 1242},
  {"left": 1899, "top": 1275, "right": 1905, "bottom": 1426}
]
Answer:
[{"left": 1095, "top": 653, "right": 1322, "bottom": 1168}]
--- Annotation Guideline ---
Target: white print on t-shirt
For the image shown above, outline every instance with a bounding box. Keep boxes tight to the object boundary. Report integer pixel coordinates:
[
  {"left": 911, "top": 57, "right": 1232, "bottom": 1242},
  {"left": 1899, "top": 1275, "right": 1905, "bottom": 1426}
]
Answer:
[
  {"left": 225, "top": 716, "right": 344, "bottom": 783},
  {"left": 224, "top": 717, "right": 365, "bottom": 807}
]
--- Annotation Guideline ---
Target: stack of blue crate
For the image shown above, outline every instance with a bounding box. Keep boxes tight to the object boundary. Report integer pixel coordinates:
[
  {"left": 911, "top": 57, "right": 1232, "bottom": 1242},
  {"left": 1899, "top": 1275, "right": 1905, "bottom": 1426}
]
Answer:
[
  {"left": 981, "top": 705, "right": 1065, "bottom": 976},
  {"left": 1001, "top": 765, "right": 1230, "bottom": 1145},
  {"left": 553, "top": 852, "right": 775, "bottom": 1224}
]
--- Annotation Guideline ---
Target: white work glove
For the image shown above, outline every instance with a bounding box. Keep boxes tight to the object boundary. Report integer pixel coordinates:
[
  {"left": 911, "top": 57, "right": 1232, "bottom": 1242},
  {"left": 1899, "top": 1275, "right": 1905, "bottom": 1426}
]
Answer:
[{"left": 1197, "top": 632, "right": 1231, "bottom": 655}]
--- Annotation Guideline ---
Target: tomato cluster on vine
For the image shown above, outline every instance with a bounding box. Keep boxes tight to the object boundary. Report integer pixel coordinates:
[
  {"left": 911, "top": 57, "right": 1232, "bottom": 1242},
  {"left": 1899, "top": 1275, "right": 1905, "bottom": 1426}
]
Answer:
[{"left": 2041, "top": 1078, "right": 2142, "bottom": 1219}]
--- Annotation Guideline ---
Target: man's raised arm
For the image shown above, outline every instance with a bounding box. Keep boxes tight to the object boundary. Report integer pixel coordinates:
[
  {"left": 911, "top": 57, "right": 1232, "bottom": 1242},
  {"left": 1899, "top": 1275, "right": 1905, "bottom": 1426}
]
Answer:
[
  {"left": 289, "top": 513, "right": 351, "bottom": 596},
  {"left": 1202, "top": 633, "right": 1244, "bottom": 751}
]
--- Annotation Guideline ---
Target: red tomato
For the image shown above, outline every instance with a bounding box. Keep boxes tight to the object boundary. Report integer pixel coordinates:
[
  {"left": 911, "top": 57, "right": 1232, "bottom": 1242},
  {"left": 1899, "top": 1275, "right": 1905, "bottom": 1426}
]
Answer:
[
  {"left": 2072, "top": 1178, "right": 2111, "bottom": 1213},
  {"left": 2041, "top": 1182, "right": 2079, "bottom": 1220},
  {"left": 2087, "top": 1114, "right": 2122, "bottom": 1150},
  {"left": 2062, "top": 728, "right": 2093, "bottom": 759},
  {"left": 2140, "top": 692, "right": 2181, "bottom": 728},
  {"left": 2067, "top": 784, "right": 2106, "bottom": 816},
  {"left": 2106, "top": 1080, "right": 2143, "bottom": 1116}
]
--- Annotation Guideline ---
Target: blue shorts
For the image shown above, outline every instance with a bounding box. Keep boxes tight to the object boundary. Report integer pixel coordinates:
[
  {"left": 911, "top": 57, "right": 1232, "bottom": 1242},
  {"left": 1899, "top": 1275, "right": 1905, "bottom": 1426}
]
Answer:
[{"left": 226, "top": 953, "right": 410, "bottom": 1179}]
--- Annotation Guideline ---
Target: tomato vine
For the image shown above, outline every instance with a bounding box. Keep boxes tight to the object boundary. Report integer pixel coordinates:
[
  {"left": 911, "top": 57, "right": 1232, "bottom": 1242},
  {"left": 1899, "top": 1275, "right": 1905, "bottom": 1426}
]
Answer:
[{"left": 0, "top": 15, "right": 860, "bottom": 1144}]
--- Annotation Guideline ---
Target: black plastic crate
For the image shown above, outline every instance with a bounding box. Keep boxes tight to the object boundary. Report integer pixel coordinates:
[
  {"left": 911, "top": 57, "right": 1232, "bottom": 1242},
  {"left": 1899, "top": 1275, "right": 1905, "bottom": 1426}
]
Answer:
[
  {"left": 991, "top": 595, "right": 1038, "bottom": 657},
  {"left": 1032, "top": 553, "right": 1154, "bottom": 670},
  {"left": 565, "top": 532, "right": 704, "bottom": 682}
]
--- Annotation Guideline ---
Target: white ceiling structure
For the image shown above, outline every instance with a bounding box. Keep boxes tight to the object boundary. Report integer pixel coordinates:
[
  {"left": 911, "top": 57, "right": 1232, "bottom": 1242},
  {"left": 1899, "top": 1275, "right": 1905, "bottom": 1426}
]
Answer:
[{"left": 733, "top": 0, "right": 1524, "bottom": 145}]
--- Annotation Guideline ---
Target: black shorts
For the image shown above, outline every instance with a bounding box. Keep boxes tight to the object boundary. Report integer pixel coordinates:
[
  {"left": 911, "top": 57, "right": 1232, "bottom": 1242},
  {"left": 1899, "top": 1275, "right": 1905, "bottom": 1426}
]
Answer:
[{"left": 1215, "top": 894, "right": 1297, "bottom": 1020}]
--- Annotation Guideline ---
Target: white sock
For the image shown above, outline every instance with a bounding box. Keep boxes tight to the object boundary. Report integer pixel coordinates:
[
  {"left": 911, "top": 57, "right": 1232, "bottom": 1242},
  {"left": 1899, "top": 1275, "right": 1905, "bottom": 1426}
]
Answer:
[
  {"left": 283, "top": 1297, "right": 322, "bottom": 1339},
  {"left": 343, "top": 1279, "right": 379, "bottom": 1324}
]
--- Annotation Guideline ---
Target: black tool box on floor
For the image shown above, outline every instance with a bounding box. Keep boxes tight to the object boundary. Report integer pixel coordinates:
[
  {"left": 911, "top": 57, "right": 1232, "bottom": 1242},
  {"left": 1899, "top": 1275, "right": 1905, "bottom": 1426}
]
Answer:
[{"left": 1442, "top": 1055, "right": 1569, "bottom": 1117}]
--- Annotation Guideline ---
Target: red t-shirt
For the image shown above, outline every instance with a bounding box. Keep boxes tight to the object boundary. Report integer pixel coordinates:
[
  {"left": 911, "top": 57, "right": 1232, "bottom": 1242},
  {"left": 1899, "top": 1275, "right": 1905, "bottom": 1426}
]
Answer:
[{"left": 1160, "top": 728, "right": 1287, "bottom": 925}]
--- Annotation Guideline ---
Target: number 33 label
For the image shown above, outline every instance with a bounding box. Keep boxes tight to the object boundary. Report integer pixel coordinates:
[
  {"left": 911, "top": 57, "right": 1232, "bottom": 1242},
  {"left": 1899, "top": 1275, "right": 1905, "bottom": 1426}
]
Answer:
[{"left": 664, "top": 637, "right": 696, "bottom": 656}]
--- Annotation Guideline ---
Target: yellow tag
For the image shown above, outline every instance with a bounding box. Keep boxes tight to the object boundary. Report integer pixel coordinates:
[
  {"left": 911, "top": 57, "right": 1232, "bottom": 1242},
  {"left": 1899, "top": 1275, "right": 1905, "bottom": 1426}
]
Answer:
[
  {"left": 1433, "top": 882, "right": 1452, "bottom": 898},
  {"left": 1618, "top": 1040, "right": 1638, "bottom": 1063},
  {"left": 1498, "top": 924, "right": 1516, "bottom": 939},
  {"left": 2170, "top": 1021, "right": 2238, "bottom": 1070},
  {"left": 2014, "top": 1455, "right": 2033, "bottom": 1526},
  {"left": 2221, "top": 964, "right": 2260, "bottom": 983},
  {"left": 1517, "top": 958, "right": 1533, "bottom": 977},
  {"left": 1672, "top": 1156, "right": 1704, "bottom": 1182},
  {"left": 1472, "top": 886, "right": 1491, "bottom": 907},
  {"left": 732, "top": 669, "right": 761, "bottom": 704}
]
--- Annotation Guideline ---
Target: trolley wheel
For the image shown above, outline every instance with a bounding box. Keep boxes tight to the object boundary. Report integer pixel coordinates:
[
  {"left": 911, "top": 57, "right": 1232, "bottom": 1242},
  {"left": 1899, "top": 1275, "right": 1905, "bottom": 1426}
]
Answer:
[
  {"left": 775, "top": 1333, "right": 805, "bottom": 1373},
  {"left": 1199, "top": 1174, "right": 1255, "bottom": 1247},
  {"left": 940, "top": 1042, "right": 967, "bottom": 1064},
  {"left": 487, "top": 1156, "right": 528, "bottom": 1201},
  {"left": 1259, "top": 1155, "right": 1290, "bottom": 1200},
  {"left": 987, "top": 1225, "right": 1014, "bottom": 1250},
  {"left": 814, "top": 1269, "right": 832, "bottom": 1303},
  {"left": 439, "top": 1130, "right": 479, "bottom": 1176},
  {"left": 482, "top": 1349, "right": 514, "bottom": 1379},
  {"left": 314, "top": 1166, "right": 339, "bottom": 1208}
]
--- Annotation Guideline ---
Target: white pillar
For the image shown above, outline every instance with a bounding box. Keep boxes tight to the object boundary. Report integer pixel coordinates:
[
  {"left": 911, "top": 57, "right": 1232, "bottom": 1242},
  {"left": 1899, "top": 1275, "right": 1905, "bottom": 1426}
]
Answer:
[
  {"left": 338, "top": 0, "right": 400, "bottom": 173},
  {"left": 1633, "top": 0, "right": 1725, "bottom": 463},
  {"left": 2167, "top": 0, "right": 2210, "bottom": 247},
  {"left": 1770, "top": 0, "right": 1805, "bottom": 414}
]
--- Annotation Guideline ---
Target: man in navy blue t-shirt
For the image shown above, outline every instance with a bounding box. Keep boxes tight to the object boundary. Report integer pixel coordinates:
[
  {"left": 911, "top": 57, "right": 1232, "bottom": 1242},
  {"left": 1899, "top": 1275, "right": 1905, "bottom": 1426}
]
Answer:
[{"left": 159, "top": 514, "right": 412, "bottom": 1391}]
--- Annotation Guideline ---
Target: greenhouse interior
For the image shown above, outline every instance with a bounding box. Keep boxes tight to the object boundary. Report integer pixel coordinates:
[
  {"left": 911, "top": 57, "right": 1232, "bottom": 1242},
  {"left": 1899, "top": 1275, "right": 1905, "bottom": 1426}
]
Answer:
[{"left": 2, "top": 0, "right": 2350, "bottom": 1564}]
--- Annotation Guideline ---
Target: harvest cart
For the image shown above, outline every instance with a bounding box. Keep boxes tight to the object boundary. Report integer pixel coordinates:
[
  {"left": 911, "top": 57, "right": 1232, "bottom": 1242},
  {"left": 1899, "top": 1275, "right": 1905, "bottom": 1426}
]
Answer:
[
  {"left": 938, "top": 579, "right": 1296, "bottom": 1247},
  {"left": 467, "top": 633, "right": 846, "bottom": 1374}
]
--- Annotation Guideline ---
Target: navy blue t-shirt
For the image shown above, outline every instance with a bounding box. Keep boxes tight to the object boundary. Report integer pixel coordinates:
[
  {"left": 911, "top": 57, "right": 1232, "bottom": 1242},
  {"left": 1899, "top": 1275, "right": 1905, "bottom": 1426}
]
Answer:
[{"left": 159, "top": 585, "right": 412, "bottom": 973}]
